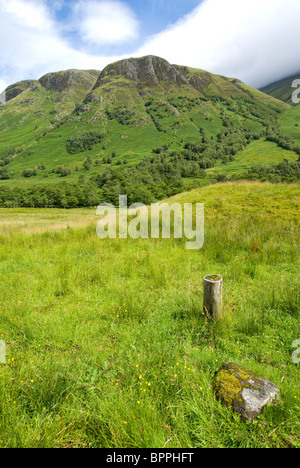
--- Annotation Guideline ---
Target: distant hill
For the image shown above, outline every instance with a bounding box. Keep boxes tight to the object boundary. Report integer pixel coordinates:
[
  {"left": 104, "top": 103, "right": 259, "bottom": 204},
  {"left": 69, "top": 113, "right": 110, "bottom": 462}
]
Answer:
[
  {"left": 0, "top": 55, "right": 298, "bottom": 208},
  {"left": 260, "top": 72, "right": 300, "bottom": 105}
]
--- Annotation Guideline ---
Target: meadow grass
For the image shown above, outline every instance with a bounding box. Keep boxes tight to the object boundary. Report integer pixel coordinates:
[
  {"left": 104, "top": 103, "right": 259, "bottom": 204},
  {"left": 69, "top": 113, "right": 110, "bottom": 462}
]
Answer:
[
  {"left": 208, "top": 139, "right": 299, "bottom": 177},
  {"left": 0, "top": 182, "right": 299, "bottom": 448}
]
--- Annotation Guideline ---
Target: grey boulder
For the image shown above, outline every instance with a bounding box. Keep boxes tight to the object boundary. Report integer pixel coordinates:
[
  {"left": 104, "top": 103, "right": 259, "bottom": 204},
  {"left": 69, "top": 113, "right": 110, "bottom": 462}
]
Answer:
[{"left": 213, "top": 362, "right": 280, "bottom": 421}]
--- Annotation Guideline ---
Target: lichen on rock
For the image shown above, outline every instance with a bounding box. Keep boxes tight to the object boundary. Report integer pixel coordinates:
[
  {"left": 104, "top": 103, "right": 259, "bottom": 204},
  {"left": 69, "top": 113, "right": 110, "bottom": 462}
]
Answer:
[{"left": 213, "top": 363, "right": 280, "bottom": 421}]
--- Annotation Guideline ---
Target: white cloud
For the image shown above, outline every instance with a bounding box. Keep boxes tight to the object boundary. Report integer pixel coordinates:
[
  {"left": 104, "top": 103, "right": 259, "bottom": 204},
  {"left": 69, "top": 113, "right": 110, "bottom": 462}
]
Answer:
[
  {"left": 73, "top": 0, "right": 139, "bottom": 46},
  {"left": 1, "top": 0, "right": 300, "bottom": 93},
  {"left": 134, "top": 0, "right": 300, "bottom": 88},
  {"left": 0, "top": 0, "right": 124, "bottom": 90},
  {"left": 2, "top": 0, "right": 52, "bottom": 31}
]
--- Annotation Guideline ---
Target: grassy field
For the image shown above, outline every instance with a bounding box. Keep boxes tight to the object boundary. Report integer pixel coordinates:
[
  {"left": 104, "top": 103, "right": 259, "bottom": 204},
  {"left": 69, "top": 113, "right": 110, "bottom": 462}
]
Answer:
[
  {"left": 208, "top": 139, "right": 299, "bottom": 177},
  {"left": 0, "top": 182, "right": 299, "bottom": 448}
]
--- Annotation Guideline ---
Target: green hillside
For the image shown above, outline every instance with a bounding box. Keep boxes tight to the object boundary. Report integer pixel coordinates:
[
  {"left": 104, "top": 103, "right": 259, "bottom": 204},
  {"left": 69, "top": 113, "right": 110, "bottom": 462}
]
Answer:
[
  {"left": 0, "top": 56, "right": 299, "bottom": 207},
  {"left": 208, "top": 139, "right": 299, "bottom": 177},
  {"left": 279, "top": 104, "right": 300, "bottom": 142},
  {"left": 261, "top": 73, "right": 300, "bottom": 105}
]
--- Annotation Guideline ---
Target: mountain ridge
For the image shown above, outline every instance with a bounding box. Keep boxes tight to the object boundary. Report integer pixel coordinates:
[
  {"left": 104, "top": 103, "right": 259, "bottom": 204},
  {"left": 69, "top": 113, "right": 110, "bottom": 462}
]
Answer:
[
  {"left": 260, "top": 72, "right": 300, "bottom": 105},
  {"left": 1, "top": 55, "right": 296, "bottom": 202}
]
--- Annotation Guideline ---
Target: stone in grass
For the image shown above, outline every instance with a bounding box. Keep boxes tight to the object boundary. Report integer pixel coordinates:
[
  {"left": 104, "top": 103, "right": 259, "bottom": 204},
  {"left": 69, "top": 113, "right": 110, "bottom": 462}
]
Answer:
[{"left": 213, "top": 362, "right": 280, "bottom": 422}]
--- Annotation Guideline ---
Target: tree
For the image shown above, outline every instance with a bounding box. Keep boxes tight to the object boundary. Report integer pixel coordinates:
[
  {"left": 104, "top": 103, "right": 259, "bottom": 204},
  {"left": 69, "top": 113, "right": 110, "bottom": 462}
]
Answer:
[
  {"left": 83, "top": 160, "right": 91, "bottom": 171},
  {"left": 66, "top": 132, "right": 103, "bottom": 154},
  {"left": 22, "top": 168, "right": 37, "bottom": 178},
  {"left": 0, "top": 168, "right": 10, "bottom": 180}
]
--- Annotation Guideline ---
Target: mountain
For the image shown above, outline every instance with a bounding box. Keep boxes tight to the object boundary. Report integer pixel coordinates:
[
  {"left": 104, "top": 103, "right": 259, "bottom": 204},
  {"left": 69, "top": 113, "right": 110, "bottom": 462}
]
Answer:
[
  {"left": 260, "top": 72, "right": 300, "bottom": 105},
  {"left": 1, "top": 55, "right": 298, "bottom": 207}
]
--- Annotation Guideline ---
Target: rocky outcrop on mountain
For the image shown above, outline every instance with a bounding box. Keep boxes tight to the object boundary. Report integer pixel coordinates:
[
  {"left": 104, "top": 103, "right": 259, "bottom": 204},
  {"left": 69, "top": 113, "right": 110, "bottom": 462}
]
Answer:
[
  {"left": 4, "top": 80, "right": 38, "bottom": 102},
  {"left": 39, "top": 69, "right": 98, "bottom": 93},
  {"left": 176, "top": 65, "right": 215, "bottom": 93},
  {"left": 93, "top": 56, "right": 190, "bottom": 90},
  {"left": 92, "top": 55, "right": 243, "bottom": 97}
]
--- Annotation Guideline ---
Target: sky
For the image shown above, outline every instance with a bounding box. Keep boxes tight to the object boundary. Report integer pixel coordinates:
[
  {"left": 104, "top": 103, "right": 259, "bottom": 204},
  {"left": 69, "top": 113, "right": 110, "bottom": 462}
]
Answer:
[{"left": 1, "top": 0, "right": 300, "bottom": 93}]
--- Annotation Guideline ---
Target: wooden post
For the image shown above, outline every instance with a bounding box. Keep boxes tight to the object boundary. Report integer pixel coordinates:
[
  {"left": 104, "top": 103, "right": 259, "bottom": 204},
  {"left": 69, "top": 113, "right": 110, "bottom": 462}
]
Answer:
[{"left": 203, "top": 275, "right": 223, "bottom": 320}]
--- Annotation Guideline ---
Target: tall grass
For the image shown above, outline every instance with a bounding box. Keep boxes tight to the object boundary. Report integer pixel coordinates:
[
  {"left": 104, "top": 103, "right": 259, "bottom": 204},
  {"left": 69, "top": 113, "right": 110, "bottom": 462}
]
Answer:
[{"left": 0, "top": 182, "right": 299, "bottom": 448}]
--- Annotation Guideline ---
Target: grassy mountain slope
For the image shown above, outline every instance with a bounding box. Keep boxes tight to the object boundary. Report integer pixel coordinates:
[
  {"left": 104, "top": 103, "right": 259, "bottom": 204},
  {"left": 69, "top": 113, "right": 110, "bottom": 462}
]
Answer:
[
  {"left": 278, "top": 104, "right": 300, "bottom": 143},
  {"left": 0, "top": 55, "right": 292, "bottom": 193},
  {"left": 261, "top": 72, "right": 300, "bottom": 105},
  {"left": 0, "top": 69, "right": 99, "bottom": 174},
  {"left": 208, "top": 139, "right": 299, "bottom": 177}
]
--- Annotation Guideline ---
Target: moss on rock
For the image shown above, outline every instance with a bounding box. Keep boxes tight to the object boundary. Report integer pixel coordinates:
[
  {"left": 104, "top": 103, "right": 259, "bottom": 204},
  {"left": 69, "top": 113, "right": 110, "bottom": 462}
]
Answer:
[
  {"left": 213, "top": 368, "right": 243, "bottom": 406},
  {"left": 213, "top": 362, "right": 280, "bottom": 421}
]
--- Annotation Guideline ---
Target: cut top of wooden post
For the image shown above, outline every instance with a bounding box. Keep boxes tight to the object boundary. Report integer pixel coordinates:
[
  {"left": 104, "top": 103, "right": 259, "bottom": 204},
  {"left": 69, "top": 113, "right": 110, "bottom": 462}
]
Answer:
[
  {"left": 204, "top": 274, "right": 223, "bottom": 283},
  {"left": 203, "top": 274, "right": 223, "bottom": 320}
]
